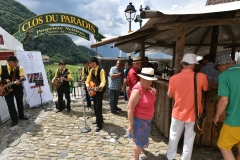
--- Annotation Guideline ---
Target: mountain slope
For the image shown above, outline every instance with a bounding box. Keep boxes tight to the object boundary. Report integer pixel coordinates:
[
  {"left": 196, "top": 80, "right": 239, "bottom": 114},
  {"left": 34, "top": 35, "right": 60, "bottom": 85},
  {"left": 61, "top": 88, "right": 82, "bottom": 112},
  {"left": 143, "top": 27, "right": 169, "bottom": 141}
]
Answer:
[{"left": 0, "top": 0, "right": 97, "bottom": 64}]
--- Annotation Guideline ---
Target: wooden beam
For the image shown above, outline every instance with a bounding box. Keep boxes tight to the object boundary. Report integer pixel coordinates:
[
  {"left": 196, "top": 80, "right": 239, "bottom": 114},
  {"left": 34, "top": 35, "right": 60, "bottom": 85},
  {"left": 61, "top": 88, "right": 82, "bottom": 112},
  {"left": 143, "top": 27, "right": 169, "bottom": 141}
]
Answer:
[
  {"left": 145, "top": 41, "right": 240, "bottom": 47},
  {"left": 223, "top": 25, "right": 237, "bottom": 44},
  {"left": 154, "top": 16, "right": 240, "bottom": 30},
  {"left": 172, "top": 44, "right": 176, "bottom": 69},
  {"left": 194, "top": 27, "right": 211, "bottom": 55},
  {"left": 90, "top": 28, "right": 156, "bottom": 48},
  {"left": 175, "top": 25, "right": 185, "bottom": 74},
  {"left": 140, "top": 42, "right": 145, "bottom": 60},
  {"left": 209, "top": 26, "right": 219, "bottom": 62}
]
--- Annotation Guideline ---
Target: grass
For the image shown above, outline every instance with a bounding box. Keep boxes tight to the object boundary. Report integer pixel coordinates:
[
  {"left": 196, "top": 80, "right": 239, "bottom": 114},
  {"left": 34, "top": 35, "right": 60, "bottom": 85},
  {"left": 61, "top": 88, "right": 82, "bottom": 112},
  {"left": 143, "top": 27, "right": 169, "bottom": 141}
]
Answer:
[{"left": 44, "top": 63, "right": 83, "bottom": 73}]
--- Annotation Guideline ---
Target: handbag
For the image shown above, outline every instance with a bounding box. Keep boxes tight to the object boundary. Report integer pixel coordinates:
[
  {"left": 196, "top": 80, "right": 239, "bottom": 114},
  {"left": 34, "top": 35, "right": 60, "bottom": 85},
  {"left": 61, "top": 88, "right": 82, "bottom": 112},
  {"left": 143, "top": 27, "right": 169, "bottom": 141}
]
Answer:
[{"left": 194, "top": 72, "right": 207, "bottom": 133}]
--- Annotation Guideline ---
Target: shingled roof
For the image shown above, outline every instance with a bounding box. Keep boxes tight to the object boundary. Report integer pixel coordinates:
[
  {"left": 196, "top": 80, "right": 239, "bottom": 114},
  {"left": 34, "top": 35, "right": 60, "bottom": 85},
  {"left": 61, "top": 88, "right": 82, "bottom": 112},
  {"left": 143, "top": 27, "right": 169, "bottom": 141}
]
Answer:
[{"left": 206, "top": 0, "right": 239, "bottom": 6}]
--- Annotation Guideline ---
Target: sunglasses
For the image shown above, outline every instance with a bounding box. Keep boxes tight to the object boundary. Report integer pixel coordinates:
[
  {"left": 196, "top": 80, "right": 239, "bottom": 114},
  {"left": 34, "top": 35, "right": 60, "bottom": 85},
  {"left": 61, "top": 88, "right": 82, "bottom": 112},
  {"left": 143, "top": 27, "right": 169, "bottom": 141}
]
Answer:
[{"left": 60, "top": 63, "right": 66, "bottom": 65}]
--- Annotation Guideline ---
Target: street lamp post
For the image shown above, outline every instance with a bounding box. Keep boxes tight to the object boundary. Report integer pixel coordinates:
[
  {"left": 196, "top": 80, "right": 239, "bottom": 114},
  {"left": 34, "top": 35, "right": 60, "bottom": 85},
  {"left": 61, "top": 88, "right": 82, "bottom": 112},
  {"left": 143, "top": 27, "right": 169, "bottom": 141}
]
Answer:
[
  {"left": 124, "top": 2, "right": 136, "bottom": 33},
  {"left": 134, "top": 5, "right": 150, "bottom": 28}
]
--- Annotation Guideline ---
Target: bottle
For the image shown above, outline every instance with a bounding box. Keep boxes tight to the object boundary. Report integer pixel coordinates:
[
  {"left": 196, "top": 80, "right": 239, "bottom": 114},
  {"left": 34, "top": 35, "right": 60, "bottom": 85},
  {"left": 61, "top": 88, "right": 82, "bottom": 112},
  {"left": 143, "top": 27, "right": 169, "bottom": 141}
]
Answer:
[
  {"left": 164, "top": 67, "right": 168, "bottom": 81},
  {"left": 162, "top": 66, "right": 165, "bottom": 80}
]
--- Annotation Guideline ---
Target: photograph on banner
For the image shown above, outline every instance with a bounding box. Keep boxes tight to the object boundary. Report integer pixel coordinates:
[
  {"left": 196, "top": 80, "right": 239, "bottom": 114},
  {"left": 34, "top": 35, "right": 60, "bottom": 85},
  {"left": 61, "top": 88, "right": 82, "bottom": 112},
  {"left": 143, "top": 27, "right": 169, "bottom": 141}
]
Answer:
[{"left": 26, "top": 72, "right": 43, "bottom": 84}]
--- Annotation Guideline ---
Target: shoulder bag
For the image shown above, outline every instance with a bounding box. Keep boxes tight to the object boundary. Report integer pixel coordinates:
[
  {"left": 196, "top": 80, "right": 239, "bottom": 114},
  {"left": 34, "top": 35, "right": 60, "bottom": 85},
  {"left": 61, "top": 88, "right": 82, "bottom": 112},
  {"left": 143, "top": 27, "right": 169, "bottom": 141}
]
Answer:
[{"left": 194, "top": 72, "right": 207, "bottom": 134}]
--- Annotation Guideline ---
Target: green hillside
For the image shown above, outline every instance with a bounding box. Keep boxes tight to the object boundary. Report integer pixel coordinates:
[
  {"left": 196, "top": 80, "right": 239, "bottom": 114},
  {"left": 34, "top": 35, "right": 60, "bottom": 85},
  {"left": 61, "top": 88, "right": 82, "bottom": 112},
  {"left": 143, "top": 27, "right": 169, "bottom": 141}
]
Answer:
[{"left": 0, "top": 0, "right": 97, "bottom": 64}]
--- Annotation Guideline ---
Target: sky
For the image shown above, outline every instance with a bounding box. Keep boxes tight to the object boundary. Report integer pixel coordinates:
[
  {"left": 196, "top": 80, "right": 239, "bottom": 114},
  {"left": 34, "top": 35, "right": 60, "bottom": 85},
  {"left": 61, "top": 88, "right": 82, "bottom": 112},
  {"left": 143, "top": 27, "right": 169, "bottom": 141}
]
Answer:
[{"left": 15, "top": 0, "right": 207, "bottom": 49}]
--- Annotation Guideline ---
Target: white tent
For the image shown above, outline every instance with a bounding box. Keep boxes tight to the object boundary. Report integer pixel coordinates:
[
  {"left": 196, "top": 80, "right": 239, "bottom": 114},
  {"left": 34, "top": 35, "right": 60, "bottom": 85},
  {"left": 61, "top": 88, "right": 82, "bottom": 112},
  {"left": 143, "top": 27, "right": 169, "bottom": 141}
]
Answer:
[
  {"left": 0, "top": 26, "right": 23, "bottom": 51},
  {"left": 0, "top": 26, "right": 24, "bottom": 124}
]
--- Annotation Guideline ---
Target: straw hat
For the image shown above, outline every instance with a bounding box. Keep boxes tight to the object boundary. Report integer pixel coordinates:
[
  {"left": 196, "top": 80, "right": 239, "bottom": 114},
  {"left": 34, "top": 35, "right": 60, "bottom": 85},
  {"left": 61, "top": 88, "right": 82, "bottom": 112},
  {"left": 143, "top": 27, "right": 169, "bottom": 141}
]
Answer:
[
  {"left": 137, "top": 68, "right": 157, "bottom": 81},
  {"left": 180, "top": 53, "right": 198, "bottom": 64},
  {"left": 132, "top": 57, "right": 143, "bottom": 63}
]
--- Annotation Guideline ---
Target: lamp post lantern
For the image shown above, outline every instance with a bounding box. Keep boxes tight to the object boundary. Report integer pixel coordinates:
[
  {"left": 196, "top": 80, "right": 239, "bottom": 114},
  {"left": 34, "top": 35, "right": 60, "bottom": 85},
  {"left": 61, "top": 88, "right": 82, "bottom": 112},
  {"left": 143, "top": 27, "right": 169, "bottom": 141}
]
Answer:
[{"left": 124, "top": 2, "right": 136, "bottom": 33}]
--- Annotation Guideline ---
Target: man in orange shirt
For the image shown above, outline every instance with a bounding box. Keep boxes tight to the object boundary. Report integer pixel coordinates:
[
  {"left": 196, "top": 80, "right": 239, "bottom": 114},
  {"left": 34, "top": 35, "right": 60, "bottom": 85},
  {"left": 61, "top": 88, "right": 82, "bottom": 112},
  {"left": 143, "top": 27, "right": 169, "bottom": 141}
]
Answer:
[{"left": 166, "top": 53, "right": 208, "bottom": 160}]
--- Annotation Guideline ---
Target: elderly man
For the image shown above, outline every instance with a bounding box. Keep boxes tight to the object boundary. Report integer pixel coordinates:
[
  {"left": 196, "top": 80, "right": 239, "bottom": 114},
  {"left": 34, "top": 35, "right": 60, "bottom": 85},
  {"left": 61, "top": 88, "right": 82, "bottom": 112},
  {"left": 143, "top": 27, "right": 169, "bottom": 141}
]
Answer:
[
  {"left": 213, "top": 54, "right": 240, "bottom": 160},
  {"left": 108, "top": 60, "right": 124, "bottom": 115},
  {"left": 166, "top": 53, "right": 208, "bottom": 160},
  {"left": 126, "top": 57, "right": 143, "bottom": 98}
]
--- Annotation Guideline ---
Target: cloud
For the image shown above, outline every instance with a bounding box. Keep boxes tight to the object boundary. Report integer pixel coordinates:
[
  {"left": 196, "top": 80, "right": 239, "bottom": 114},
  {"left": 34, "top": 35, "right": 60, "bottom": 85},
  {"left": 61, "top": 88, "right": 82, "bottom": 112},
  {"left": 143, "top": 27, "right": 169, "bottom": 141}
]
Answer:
[
  {"left": 15, "top": 0, "right": 206, "bottom": 47},
  {"left": 171, "top": 5, "right": 183, "bottom": 9}
]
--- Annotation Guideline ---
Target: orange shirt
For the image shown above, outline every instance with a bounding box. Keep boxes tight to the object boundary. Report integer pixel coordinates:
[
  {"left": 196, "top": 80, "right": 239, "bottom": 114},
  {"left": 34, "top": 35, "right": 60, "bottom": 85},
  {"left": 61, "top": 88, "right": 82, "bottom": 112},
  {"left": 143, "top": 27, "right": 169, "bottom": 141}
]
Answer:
[{"left": 168, "top": 68, "right": 208, "bottom": 122}]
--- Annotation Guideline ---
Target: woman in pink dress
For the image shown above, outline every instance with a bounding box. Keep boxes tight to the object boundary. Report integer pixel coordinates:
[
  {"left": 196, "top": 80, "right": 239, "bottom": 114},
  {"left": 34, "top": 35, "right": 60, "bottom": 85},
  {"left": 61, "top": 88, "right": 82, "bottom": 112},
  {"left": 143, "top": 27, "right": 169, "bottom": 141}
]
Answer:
[{"left": 128, "top": 68, "right": 157, "bottom": 160}]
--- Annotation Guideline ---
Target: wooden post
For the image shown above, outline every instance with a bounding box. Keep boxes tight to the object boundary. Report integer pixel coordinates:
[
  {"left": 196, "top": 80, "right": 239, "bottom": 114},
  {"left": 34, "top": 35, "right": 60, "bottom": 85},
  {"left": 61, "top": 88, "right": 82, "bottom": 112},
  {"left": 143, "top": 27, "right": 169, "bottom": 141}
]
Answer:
[
  {"left": 140, "top": 42, "right": 145, "bottom": 61},
  {"left": 231, "top": 47, "right": 236, "bottom": 61},
  {"left": 209, "top": 26, "right": 219, "bottom": 62},
  {"left": 172, "top": 44, "right": 176, "bottom": 69},
  {"left": 174, "top": 25, "right": 185, "bottom": 74}
]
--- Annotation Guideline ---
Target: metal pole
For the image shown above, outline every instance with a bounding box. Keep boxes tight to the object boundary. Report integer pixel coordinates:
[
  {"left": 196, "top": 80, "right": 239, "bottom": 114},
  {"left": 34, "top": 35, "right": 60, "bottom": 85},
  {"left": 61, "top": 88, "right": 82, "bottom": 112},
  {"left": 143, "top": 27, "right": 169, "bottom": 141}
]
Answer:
[
  {"left": 78, "top": 67, "right": 91, "bottom": 133},
  {"left": 129, "top": 21, "right": 131, "bottom": 32}
]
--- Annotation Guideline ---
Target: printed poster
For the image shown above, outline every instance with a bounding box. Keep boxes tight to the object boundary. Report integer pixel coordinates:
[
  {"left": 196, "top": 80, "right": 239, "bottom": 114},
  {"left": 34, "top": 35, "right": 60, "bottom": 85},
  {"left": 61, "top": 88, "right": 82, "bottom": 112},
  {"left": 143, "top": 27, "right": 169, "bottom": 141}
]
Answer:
[{"left": 15, "top": 51, "right": 53, "bottom": 108}]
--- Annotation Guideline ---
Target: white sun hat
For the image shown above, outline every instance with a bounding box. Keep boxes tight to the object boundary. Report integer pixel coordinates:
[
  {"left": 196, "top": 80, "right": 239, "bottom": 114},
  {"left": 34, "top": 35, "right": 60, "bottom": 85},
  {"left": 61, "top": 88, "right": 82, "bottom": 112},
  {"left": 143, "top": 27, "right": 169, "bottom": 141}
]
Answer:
[
  {"left": 137, "top": 68, "right": 158, "bottom": 81},
  {"left": 180, "top": 53, "right": 198, "bottom": 64}
]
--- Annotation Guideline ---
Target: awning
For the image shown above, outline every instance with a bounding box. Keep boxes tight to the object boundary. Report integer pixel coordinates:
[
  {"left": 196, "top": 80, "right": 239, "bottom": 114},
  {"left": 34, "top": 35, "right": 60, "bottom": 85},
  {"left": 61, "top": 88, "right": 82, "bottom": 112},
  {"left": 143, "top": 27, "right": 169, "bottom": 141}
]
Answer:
[{"left": 91, "top": 1, "right": 240, "bottom": 56}]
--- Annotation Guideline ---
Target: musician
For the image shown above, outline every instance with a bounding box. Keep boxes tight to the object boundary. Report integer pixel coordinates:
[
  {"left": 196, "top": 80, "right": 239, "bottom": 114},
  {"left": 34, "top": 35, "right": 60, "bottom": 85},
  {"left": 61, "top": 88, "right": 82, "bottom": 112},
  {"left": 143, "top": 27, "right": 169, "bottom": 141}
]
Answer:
[
  {"left": 86, "top": 57, "right": 106, "bottom": 132},
  {"left": 51, "top": 60, "right": 72, "bottom": 113},
  {"left": 81, "top": 60, "right": 91, "bottom": 108},
  {"left": 0, "top": 55, "right": 28, "bottom": 127}
]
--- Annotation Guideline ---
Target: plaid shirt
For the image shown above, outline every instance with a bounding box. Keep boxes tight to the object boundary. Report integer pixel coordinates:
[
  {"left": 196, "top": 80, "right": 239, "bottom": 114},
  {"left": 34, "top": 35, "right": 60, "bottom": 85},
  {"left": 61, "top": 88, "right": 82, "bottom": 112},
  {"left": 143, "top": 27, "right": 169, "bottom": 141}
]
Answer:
[{"left": 108, "top": 66, "right": 123, "bottom": 90}]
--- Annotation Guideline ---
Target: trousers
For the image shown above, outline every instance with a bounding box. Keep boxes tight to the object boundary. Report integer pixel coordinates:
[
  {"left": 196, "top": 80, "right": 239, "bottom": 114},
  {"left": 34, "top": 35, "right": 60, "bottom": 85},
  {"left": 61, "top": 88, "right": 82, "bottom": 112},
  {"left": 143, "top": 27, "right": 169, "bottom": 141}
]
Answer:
[
  {"left": 92, "top": 91, "right": 103, "bottom": 128},
  {"left": 57, "top": 85, "right": 70, "bottom": 110},
  {"left": 166, "top": 117, "right": 196, "bottom": 160},
  {"left": 109, "top": 89, "right": 120, "bottom": 112},
  {"left": 5, "top": 86, "right": 24, "bottom": 122}
]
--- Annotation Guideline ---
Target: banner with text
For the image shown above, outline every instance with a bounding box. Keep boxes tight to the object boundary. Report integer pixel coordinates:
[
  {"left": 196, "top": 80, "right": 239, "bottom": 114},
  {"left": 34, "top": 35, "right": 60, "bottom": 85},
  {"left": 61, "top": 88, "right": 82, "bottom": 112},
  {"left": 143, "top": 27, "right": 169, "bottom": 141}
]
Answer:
[{"left": 15, "top": 51, "right": 53, "bottom": 108}]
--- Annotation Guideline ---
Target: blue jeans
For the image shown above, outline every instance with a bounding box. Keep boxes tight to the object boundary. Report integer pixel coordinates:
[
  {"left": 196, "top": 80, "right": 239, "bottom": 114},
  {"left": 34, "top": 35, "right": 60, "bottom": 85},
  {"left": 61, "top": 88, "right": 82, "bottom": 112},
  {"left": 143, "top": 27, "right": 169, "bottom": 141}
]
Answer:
[{"left": 109, "top": 89, "right": 120, "bottom": 112}]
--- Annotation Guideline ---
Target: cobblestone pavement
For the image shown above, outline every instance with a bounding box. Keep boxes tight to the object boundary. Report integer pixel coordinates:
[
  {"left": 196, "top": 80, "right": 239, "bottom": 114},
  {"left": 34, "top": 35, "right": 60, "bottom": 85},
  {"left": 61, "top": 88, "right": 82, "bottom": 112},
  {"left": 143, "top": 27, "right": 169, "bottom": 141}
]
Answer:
[{"left": 0, "top": 98, "right": 223, "bottom": 160}]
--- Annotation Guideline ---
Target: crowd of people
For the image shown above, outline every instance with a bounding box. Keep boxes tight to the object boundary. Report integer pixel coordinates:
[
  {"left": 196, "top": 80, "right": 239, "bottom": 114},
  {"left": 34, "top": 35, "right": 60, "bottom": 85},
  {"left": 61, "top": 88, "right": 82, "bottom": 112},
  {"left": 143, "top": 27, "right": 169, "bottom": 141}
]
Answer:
[{"left": 2, "top": 53, "right": 239, "bottom": 160}]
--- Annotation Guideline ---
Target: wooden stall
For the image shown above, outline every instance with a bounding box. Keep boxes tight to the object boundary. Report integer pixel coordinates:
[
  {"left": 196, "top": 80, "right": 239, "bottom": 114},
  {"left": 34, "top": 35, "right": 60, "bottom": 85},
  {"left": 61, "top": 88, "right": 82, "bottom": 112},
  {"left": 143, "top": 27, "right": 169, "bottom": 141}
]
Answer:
[{"left": 90, "top": 2, "right": 240, "bottom": 147}]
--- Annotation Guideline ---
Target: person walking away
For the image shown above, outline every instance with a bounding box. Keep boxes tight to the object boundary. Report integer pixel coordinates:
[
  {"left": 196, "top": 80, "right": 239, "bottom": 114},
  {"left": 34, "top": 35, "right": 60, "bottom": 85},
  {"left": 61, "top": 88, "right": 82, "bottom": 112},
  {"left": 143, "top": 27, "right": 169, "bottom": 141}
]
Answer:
[
  {"left": 166, "top": 53, "right": 208, "bottom": 160},
  {"left": 201, "top": 54, "right": 220, "bottom": 82},
  {"left": 128, "top": 68, "right": 157, "bottom": 160},
  {"left": 0, "top": 55, "right": 29, "bottom": 127},
  {"left": 213, "top": 54, "right": 240, "bottom": 160},
  {"left": 52, "top": 60, "right": 72, "bottom": 113},
  {"left": 108, "top": 60, "right": 124, "bottom": 115},
  {"left": 81, "top": 60, "right": 91, "bottom": 109},
  {"left": 86, "top": 57, "right": 106, "bottom": 132},
  {"left": 126, "top": 57, "right": 143, "bottom": 98}
]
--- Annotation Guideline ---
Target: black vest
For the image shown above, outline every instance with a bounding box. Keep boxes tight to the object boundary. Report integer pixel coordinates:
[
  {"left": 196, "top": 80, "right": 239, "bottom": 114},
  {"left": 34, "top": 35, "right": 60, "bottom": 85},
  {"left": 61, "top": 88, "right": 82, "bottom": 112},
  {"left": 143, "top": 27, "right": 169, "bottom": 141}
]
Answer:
[
  {"left": 1, "top": 65, "right": 22, "bottom": 89},
  {"left": 84, "top": 67, "right": 90, "bottom": 76},
  {"left": 57, "top": 68, "right": 69, "bottom": 87},
  {"left": 91, "top": 67, "right": 106, "bottom": 93}
]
